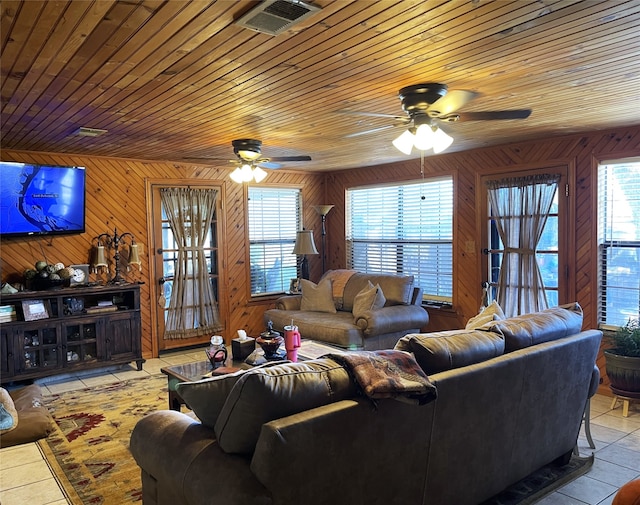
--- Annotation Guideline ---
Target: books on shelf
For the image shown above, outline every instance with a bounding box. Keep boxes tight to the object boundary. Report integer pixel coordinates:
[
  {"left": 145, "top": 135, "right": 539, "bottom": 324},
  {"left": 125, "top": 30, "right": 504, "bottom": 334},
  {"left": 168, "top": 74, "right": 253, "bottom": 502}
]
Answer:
[
  {"left": 84, "top": 305, "right": 118, "bottom": 314},
  {"left": 0, "top": 305, "right": 17, "bottom": 323}
]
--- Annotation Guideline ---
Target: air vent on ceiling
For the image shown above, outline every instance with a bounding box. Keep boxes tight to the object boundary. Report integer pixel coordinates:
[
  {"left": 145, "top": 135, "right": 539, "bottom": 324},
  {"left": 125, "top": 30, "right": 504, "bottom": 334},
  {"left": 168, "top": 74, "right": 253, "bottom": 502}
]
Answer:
[
  {"left": 74, "top": 127, "right": 107, "bottom": 137},
  {"left": 235, "top": 0, "right": 321, "bottom": 36}
]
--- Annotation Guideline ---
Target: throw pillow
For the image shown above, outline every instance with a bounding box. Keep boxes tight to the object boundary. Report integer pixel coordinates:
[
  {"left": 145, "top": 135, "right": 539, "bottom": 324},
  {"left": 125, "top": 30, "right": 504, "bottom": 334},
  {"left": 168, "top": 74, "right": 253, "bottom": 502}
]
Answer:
[
  {"left": 0, "top": 388, "right": 18, "bottom": 433},
  {"left": 465, "top": 300, "right": 506, "bottom": 330},
  {"left": 215, "top": 359, "right": 356, "bottom": 454},
  {"left": 175, "top": 362, "right": 282, "bottom": 429},
  {"left": 300, "top": 278, "right": 336, "bottom": 313},
  {"left": 395, "top": 330, "right": 505, "bottom": 374},
  {"left": 352, "top": 281, "right": 386, "bottom": 321}
]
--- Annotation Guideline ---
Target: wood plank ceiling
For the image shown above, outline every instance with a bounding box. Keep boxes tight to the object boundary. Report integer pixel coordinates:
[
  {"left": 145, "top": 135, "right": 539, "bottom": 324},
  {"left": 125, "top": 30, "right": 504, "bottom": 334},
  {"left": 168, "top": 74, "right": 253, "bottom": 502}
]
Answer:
[{"left": 1, "top": 0, "right": 639, "bottom": 172}]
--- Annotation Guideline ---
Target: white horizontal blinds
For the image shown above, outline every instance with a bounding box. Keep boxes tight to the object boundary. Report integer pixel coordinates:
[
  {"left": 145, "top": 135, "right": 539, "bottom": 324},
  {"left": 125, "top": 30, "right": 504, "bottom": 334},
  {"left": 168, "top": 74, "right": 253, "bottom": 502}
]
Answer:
[
  {"left": 346, "top": 177, "right": 453, "bottom": 303},
  {"left": 598, "top": 160, "right": 640, "bottom": 327},
  {"left": 248, "top": 187, "right": 301, "bottom": 295}
]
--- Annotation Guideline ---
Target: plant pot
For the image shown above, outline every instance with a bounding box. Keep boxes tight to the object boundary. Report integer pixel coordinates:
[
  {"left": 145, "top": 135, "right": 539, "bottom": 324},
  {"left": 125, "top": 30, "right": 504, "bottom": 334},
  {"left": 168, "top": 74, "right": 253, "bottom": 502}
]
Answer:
[{"left": 604, "top": 350, "right": 640, "bottom": 399}]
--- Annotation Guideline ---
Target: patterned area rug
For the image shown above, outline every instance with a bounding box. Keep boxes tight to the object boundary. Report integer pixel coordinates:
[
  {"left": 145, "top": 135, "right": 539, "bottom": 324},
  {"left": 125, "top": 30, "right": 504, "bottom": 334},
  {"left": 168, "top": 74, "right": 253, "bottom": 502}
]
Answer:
[
  {"left": 38, "top": 373, "right": 593, "bottom": 505},
  {"left": 38, "top": 375, "right": 168, "bottom": 505}
]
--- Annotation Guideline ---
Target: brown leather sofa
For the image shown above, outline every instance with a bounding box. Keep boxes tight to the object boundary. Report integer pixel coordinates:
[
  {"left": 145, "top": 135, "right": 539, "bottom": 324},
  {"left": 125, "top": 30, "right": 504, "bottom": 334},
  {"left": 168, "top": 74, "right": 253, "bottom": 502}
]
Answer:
[
  {"left": 263, "top": 270, "right": 429, "bottom": 350},
  {"left": 131, "top": 303, "right": 601, "bottom": 505}
]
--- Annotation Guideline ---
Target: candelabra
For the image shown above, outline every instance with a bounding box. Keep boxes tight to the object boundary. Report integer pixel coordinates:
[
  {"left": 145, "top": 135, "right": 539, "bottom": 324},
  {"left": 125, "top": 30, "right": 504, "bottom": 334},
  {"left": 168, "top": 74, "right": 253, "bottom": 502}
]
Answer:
[{"left": 92, "top": 227, "right": 141, "bottom": 284}]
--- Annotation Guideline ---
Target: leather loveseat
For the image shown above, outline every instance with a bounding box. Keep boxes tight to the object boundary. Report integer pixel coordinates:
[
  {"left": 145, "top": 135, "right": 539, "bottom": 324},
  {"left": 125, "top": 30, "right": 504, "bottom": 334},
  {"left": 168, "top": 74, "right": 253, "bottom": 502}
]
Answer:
[
  {"left": 131, "top": 302, "right": 602, "bottom": 505},
  {"left": 263, "top": 269, "right": 429, "bottom": 350}
]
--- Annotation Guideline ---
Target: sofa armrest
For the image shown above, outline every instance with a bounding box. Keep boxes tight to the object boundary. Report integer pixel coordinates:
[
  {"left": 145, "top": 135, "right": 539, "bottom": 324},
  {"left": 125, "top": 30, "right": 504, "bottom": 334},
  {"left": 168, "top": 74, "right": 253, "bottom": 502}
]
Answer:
[
  {"left": 130, "top": 411, "right": 271, "bottom": 505},
  {"left": 274, "top": 295, "right": 302, "bottom": 310},
  {"left": 355, "top": 304, "right": 428, "bottom": 337}
]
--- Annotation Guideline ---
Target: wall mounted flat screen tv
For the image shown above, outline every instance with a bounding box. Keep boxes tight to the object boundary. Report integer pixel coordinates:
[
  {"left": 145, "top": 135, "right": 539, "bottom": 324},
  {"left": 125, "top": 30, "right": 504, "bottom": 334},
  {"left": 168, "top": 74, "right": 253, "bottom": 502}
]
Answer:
[{"left": 0, "top": 162, "right": 86, "bottom": 237}]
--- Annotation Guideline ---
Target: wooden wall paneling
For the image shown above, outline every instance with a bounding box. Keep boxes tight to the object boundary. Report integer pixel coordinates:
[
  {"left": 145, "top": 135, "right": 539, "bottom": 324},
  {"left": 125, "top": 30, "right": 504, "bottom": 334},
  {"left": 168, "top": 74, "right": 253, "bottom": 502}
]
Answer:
[{"left": 2, "top": 124, "right": 639, "bottom": 379}]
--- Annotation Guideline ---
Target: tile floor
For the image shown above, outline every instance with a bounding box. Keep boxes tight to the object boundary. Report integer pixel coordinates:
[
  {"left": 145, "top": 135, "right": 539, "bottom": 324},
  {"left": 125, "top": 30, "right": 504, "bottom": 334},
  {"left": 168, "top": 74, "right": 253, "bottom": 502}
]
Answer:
[{"left": 1, "top": 348, "right": 639, "bottom": 505}]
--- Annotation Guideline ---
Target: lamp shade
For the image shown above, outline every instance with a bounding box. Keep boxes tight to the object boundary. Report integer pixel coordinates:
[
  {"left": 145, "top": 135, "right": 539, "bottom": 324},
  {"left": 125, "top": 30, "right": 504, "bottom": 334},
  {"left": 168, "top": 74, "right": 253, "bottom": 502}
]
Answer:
[
  {"left": 432, "top": 127, "right": 453, "bottom": 153},
  {"left": 94, "top": 244, "right": 108, "bottom": 268},
  {"left": 292, "top": 230, "right": 319, "bottom": 255},
  {"left": 392, "top": 129, "right": 415, "bottom": 155},
  {"left": 128, "top": 243, "right": 141, "bottom": 270},
  {"left": 313, "top": 204, "right": 335, "bottom": 216},
  {"left": 413, "top": 124, "right": 435, "bottom": 151},
  {"left": 252, "top": 165, "right": 268, "bottom": 183}
]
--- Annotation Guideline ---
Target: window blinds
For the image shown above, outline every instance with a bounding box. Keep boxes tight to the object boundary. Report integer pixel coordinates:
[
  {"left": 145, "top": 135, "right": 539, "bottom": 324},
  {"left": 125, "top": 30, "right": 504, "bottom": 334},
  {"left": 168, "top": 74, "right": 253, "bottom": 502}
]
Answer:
[
  {"left": 598, "top": 161, "right": 640, "bottom": 327},
  {"left": 346, "top": 177, "right": 453, "bottom": 302},
  {"left": 248, "top": 187, "right": 301, "bottom": 295}
]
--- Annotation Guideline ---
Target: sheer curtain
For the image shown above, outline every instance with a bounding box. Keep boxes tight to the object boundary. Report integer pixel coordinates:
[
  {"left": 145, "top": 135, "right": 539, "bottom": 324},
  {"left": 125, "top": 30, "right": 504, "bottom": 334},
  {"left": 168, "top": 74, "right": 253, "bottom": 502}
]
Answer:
[
  {"left": 160, "top": 188, "right": 222, "bottom": 339},
  {"left": 487, "top": 174, "right": 560, "bottom": 317}
]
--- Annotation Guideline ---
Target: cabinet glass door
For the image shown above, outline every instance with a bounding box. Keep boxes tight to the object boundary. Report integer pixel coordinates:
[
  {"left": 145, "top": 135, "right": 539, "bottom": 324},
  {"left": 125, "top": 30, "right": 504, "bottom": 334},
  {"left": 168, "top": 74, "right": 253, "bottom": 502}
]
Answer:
[
  {"left": 21, "top": 326, "right": 60, "bottom": 371},
  {"left": 65, "top": 321, "right": 98, "bottom": 365}
]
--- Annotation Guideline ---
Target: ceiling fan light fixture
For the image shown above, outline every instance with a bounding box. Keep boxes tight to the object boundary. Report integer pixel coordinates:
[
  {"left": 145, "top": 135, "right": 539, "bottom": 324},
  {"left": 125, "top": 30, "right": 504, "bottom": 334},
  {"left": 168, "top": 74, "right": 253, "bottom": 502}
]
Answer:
[
  {"left": 252, "top": 165, "right": 268, "bottom": 183},
  {"left": 238, "top": 149, "right": 262, "bottom": 161},
  {"left": 240, "top": 164, "right": 255, "bottom": 182},
  {"left": 432, "top": 127, "right": 454, "bottom": 154},
  {"left": 230, "top": 167, "right": 245, "bottom": 183},
  {"left": 413, "top": 124, "right": 435, "bottom": 151},
  {"left": 393, "top": 129, "right": 415, "bottom": 155}
]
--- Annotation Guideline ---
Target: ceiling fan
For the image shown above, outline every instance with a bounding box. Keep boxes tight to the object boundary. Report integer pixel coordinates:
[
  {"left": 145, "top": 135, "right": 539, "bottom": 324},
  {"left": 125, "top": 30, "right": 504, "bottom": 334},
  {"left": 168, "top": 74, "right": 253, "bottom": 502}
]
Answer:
[
  {"left": 230, "top": 138, "right": 312, "bottom": 169},
  {"left": 344, "top": 83, "right": 531, "bottom": 154},
  {"left": 229, "top": 139, "right": 311, "bottom": 183},
  {"left": 183, "top": 138, "right": 312, "bottom": 182}
]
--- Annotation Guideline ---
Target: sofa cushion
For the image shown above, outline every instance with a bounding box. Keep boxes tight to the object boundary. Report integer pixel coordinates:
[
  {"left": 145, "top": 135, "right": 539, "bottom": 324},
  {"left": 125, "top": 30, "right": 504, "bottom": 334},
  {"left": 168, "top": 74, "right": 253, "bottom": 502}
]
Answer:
[
  {"left": 342, "top": 273, "right": 414, "bottom": 311},
  {"left": 395, "top": 330, "right": 505, "bottom": 374},
  {"left": 300, "top": 278, "right": 337, "bottom": 313},
  {"left": 215, "top": 359, "right": 356, "bottom": 454},
  {"left": 465, "top": 300, "right": 506, "bottom": 329},
  {"left": 175, "top": 362, "right": 283, "bottom": 429},
  {"left": 485, "top": 302, "right": 584, "bottom": 352},
  {"left": 0, "top": 388, "right": 18, "bottom": 433},
  {"left": 352, "top": 281, "right": 386, "bottom": 321}
]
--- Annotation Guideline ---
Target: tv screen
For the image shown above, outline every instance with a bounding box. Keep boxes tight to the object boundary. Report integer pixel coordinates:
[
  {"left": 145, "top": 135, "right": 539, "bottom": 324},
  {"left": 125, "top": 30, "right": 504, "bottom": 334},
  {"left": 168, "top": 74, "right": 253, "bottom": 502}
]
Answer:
[{"left": 0, "top": 162, "right": 86, "bottom": 237}]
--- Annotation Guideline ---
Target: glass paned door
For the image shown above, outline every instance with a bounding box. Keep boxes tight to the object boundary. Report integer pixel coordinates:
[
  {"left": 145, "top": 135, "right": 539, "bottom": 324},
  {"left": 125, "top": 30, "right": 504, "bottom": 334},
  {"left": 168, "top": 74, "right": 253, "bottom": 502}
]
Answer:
[
  {"left": 151, "top": 183, "right": 223, "bottom": 352},
  {"left": 482, "top": 166, "right": 569, "bottom": 312}
]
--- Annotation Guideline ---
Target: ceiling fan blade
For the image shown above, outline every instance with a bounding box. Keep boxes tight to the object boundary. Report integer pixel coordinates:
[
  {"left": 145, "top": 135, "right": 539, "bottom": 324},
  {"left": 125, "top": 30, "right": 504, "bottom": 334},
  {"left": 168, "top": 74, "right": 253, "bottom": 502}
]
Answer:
[
  {"left": 456, "top": 109, "right": 532, "bottom": 121},
  {"left": 345, "top": 124, "right": 398, "bottom": 138},
  {"left": 429, "top": 90, "right": 479, "bottom": 116},
  {"left": 267, "top": 155, "right": 312, "bottom": 162},
  {"left": 258, "top": 161, "right": 282, "bottom": 169}
]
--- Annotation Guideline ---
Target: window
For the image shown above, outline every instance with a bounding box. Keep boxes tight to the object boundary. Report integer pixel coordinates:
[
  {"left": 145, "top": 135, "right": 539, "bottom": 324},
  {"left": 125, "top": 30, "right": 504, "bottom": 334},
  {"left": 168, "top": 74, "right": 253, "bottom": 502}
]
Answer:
[
  {"left": 598, "top": 160, "right": 640, "bottom": 328},
  {"left": 346, "top": 177, "right": 453, "bottom": 303},
  {"left": 248, "top": 187, "right": 301, "bottom": 296}
]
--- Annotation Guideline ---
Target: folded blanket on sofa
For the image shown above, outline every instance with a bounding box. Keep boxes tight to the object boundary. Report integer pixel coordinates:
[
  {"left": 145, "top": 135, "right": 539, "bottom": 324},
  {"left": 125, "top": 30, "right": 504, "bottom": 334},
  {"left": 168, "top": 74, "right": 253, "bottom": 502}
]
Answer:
[{"left": 321, "top": 350, "right": 437, "bottom": 405}]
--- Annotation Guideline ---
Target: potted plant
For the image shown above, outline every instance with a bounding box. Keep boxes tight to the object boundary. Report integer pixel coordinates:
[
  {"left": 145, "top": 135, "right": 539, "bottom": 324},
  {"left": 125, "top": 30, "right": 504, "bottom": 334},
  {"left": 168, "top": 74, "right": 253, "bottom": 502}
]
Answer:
[{"left": 604, "top": 318, "right": 640, "bottom": 399}]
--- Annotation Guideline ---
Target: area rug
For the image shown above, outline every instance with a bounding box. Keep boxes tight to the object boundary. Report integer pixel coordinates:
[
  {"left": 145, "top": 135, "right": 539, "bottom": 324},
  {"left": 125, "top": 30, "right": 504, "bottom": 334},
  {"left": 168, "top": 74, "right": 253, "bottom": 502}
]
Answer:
[
  {"left": 38, "top": 373, "right": 594, "bottom": 505},
  {"left": 481, "top": 453, "right": 595, "bottom": 505},
  {"left": 38, "top": 375, "right": 168, "bottom": 505}
]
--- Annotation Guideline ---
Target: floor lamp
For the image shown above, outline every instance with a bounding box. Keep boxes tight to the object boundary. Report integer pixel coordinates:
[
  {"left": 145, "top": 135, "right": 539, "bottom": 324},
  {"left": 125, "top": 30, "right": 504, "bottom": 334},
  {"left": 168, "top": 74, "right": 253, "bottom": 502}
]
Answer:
[
  {"left": 292, "top": 230, "right": 318, "bottom": 280},
  {"left": 313, "top": 205, "right": 334, "bottom": 273}
]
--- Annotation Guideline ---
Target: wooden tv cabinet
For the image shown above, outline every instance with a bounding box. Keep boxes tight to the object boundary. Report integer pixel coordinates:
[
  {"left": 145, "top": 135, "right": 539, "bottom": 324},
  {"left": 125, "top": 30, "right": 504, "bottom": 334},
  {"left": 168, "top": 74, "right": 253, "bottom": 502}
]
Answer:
[{"left": 0, "top": 284, "right": 143, "bottom": 384}]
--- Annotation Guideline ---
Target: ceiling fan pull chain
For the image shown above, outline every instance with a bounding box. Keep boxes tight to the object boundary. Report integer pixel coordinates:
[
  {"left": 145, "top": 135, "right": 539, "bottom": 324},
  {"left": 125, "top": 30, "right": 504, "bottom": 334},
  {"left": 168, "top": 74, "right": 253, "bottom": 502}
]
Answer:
[{"left": 420, "top": 151, "right": 426, "bottom": 201}]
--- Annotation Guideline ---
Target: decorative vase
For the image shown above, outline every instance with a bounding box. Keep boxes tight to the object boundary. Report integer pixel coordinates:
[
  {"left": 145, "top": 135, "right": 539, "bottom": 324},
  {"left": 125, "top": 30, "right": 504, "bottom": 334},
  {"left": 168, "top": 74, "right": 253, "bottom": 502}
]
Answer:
[
  {"left": 206, "top": 335, "right": 228, "bottom": 368},
  {"left": 604, "top": 350, "right": 640, "bottom": 399}
]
